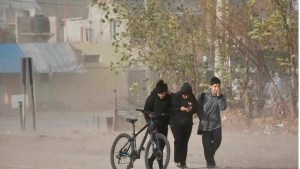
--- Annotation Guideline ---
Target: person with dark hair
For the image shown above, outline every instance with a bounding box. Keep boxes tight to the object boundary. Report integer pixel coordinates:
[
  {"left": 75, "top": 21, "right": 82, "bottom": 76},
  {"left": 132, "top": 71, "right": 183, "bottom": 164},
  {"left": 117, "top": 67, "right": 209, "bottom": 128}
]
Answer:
[
  {"left": 144, "top": 80, "right": 172, "bottom": 169},
  {"left": 197, "top": 76, "right": 227, "bottom": 168},
  {"left": 170, "top": 82, "right": 198, "bottom": 169}
]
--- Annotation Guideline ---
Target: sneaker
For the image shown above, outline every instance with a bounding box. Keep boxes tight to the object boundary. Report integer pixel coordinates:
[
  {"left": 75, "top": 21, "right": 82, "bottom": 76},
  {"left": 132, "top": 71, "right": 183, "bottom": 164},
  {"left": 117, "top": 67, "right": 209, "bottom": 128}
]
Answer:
[
  {"left": 148, "top": 158, "right": 154, "bottom": 169},
  {"left": 181, "top": 164, "right": 188, "bottom": 169},
  {"left": 206, "top": 164, "right": 215, "bottom": 168},
  {"left": 175, "top": 163, "right": 188, "bottom": 169}
]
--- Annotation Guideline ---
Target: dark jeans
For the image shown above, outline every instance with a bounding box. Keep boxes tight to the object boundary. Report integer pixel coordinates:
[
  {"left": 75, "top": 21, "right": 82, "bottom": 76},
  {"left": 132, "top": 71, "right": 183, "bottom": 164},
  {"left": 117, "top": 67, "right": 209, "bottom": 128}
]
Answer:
[
  {"left": 149, "top": 124, "right": 168, "bottom": 165},
  {"left": 202, "top": 127, "right": 222, "bottom": 165},
  {"left": 157, "top": 124, "right": 168, "bottom": 150},
  {"left": 170, "top": 124, "right": 193, "bottom": 165}
]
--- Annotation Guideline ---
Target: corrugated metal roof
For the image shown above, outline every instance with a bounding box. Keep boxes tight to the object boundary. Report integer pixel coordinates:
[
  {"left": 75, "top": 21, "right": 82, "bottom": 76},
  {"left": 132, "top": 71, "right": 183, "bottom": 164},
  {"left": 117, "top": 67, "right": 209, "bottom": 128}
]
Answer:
[
  {"left": 19, "top": 43, "right": 85, "bottom": 73},
  {"left": 0, "top": 44, "right": 25, "bottom": 73},
  {"left": 70, "top": 42, "right": 122, "bottom": 66},
  {"left": 0, "top": 43, "right": 84, "bottom": 73}
]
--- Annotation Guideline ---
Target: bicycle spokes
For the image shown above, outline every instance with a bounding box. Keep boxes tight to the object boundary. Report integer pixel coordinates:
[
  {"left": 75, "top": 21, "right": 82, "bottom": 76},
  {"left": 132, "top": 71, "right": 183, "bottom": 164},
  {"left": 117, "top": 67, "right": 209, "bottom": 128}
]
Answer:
[
  {"left": 111, "top": 133, "right": 133, "bottom": 169},
  {"left": 152, "top": 139, "right": 163, "bottom": 160},
  {"left": 145, "top": 133, "right": 170, "bottom": 169},
  {"left": 116, "top": 147, "right": 130, "bottom": 162}
]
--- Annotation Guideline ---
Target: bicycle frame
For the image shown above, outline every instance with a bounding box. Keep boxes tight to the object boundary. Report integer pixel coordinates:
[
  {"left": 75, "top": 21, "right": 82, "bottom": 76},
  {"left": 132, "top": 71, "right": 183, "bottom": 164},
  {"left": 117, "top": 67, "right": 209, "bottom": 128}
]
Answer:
[
  {"left": 131, "top": 122, "right": 150, "bottom": 160},
  {"left": 121, "top": 118, "right": 158, "bottom": 162},
  {"left": 111, "top": 109, "right": 171, "bottom": 169}
]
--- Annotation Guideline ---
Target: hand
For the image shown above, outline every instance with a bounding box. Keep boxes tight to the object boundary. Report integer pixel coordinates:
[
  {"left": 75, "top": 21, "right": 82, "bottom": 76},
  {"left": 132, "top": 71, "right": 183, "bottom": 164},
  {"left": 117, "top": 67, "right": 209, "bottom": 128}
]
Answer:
[
  {"left": 149, "top": 113, "right": 155, "bottom": 118},
  {"left": 180, "top": 106, "right": 192, "bottom": 112},
  {"left": 217, "top": 88, "right": 222, "bottom": 97},
  {"left": 186, "top": 107, "right": 192, "bottom": 112},
  {"left": 180, "top": 106, "right": 186, "bottom": 112}
]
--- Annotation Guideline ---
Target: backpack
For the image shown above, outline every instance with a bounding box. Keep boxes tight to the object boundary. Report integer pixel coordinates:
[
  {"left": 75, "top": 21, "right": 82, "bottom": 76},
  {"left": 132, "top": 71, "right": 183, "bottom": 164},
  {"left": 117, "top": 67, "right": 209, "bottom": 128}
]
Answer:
[{"left": 197, "top": 93, "right": 205, "bottom": 135}]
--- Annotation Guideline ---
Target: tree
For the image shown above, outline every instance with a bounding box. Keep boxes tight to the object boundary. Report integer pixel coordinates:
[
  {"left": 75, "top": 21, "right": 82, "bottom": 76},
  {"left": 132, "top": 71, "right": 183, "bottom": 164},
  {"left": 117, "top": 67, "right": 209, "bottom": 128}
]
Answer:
[
  {"left": 98, "top": 0, "right": 207, "bottom": 93},
  {"left": 208, "top": 0, "right": 298, "bottom": 117},
  {"left": 98, "top": 0, "right": 298, "bottom": 118}
]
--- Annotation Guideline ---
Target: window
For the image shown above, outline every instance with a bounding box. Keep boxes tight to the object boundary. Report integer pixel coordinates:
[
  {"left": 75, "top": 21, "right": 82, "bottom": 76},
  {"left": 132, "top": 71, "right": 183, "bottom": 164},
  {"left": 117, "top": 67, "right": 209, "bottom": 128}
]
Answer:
[
  {"left": 110, "top": 20, "right": 121, "bottom": 40},
  {"left": 84, "top": 55, "right": 101, "bottom": 63},
  {"left": 85, "top": 28, "right": 94, "bottom": 42}
]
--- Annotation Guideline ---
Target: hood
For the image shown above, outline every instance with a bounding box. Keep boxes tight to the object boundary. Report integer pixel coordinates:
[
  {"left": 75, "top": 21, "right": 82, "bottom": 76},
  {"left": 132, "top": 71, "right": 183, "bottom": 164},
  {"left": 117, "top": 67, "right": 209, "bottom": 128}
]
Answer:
[{"left": 179, "top": 82, "right": 193, "bottom": 95}]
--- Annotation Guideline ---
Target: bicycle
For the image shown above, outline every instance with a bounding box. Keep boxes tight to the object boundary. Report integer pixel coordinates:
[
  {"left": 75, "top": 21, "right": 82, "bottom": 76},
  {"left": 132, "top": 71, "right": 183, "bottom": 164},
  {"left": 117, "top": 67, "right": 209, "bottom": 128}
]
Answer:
[{"left": 110, "top": 109, "right": 171, "bottom": 169}]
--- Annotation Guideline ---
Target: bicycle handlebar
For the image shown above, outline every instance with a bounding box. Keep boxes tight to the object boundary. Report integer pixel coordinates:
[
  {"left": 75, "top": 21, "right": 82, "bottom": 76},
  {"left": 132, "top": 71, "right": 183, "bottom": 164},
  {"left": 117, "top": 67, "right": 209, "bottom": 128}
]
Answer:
[{"left": 135, "top": 109, "right": 170, "bottom": 117}]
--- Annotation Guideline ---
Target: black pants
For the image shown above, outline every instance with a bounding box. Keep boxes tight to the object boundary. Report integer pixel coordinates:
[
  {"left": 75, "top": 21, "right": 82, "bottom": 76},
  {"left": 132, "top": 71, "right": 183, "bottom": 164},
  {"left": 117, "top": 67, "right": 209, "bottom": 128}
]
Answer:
[
  {"left": 157, "top": 124, "right": 168, "bottom": 150},
  {"left": 202, "top": 127, "right": 222, "bottom": 165},
  {"left": 170, "top": 124, "right": 193, "bottom": 165},
  {"left": 149, "top": 124, "right": 168, "bottom": 166}
]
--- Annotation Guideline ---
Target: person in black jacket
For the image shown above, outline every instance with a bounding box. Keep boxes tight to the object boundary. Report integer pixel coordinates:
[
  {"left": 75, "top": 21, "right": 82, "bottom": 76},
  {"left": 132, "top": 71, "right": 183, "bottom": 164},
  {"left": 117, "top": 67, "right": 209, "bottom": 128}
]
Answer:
[
  {"left": 170, "top": 82, "right": 198, "bottom": 169},
  {"left": 144, "top": 80, "right": 172, "bottom": 169}
]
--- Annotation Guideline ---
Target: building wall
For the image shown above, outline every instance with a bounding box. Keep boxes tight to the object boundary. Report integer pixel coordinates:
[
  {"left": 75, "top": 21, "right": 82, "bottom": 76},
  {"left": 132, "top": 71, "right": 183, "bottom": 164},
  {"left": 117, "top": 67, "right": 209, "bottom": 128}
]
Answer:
[
  {"left": 44, "top": 69, "right": 126, "bottom": 112},
  {"left": 0, "top": 74, "right": 22, "bottom": 111},
  {"left": 15, "top": 15, "right": 58, "bottom": 43},
  {"left": 64, "top": 6, "right": 125, "bottom": 43}
]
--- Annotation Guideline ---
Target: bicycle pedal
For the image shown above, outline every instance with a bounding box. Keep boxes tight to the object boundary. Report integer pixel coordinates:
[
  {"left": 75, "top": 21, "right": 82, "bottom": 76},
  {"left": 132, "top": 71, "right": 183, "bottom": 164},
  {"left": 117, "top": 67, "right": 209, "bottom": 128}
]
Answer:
[{"left": 141, "top": 147, "right": 145, "bottom": 151}]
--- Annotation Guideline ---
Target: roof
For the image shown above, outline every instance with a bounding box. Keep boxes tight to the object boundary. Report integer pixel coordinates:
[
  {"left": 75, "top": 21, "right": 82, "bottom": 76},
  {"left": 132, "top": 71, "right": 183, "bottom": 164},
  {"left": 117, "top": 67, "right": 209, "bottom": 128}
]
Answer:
[
  {"left": 0, "top": 43, "right": 84, "bottom": 73},
  {"left": 0, "top": 44, "right": 25, "bottom": 73},
  {"left": 35, "top": 0, "right": 89, "bottom": 19},
  {"left": 70, "top": 42, "right": 121, "bottom": 66}
]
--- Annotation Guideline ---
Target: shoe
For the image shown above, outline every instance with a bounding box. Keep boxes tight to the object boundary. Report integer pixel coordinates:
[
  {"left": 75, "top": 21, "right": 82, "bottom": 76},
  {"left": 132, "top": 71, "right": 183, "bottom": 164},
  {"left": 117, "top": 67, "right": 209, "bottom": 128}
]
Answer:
[
  {"left": 207, "top": 159, "right": 216, "bottom": 168},
  {"left": 148, "top": 158, "right": 154, "bottom": 169},
  {"left": 181, "top": 164, "right": 188, "bottom": 169},
  {"left": 175, "top": 163, "right": 181, "bottom": 168},
  {"left": 175, "top": 163, "right": 188, "bottom": 169},
  {"left": 206, "top": 164, "right": 215, "bottom": 168}
]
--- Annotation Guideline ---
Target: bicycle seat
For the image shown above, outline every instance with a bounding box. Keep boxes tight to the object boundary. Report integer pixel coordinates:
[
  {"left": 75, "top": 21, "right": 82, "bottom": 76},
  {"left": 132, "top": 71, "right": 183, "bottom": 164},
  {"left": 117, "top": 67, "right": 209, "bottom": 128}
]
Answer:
[{"left": 126, "top": 118, "right": 138, "bottom": 124}]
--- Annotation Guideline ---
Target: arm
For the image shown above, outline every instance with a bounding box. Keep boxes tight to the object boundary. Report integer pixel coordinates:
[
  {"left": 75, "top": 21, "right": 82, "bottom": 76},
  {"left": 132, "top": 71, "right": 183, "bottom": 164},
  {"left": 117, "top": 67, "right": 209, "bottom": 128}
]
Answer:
[
  {"left": 197, "top": 93, "right": 205, "bottom": 119},
  {"left": 190, "top": 94, "right": 199, "bottom": 115},
  {"left": 170, "top": 94, "right": 181, "bottom": 115},
  {"left": 217, "top": 94, "right": 227, "bottom": 111},
  {"left": 143, "top": 94, "right": 154, "bottom": 121}
]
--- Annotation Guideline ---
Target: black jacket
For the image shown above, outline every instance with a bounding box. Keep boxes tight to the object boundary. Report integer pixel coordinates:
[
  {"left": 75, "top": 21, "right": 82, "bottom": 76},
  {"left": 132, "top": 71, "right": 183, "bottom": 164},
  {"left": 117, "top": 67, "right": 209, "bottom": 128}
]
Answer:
[
  {"left": 170, "top": 82, "right": 198, "bottom": 127},
  {"left": 143, "top": 90, "right": 172, "bottom": 125}
]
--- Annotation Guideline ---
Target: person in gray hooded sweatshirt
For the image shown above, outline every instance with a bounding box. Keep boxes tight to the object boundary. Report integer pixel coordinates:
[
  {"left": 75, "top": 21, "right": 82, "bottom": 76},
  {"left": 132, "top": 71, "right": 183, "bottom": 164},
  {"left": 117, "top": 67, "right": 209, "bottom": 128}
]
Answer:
[
  {"left": 170, "top": 82, "right": 198, "bottom": 169},
  {"left": 197, "top": 77, "right": 227, "bottom": 168}
]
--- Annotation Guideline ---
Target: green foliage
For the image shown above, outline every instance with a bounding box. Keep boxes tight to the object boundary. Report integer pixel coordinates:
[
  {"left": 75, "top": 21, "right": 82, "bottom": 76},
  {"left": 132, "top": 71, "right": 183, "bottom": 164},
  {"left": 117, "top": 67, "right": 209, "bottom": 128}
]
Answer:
[
  {"left": 97, "top": 0, "right": 297, "bottom": 108},
  {"left": 98, "top": 0, "right": 206, "bottom": 92},
  {"left": 248, "top": 0, "right": 297, "bottom": 59}
]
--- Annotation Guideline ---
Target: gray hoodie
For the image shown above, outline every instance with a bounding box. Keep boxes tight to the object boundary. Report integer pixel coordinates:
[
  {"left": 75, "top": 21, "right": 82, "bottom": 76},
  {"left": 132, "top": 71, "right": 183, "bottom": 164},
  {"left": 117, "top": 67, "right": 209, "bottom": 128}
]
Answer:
[{"left": 197, "top": 91, "right": 227, "bottom": 131}]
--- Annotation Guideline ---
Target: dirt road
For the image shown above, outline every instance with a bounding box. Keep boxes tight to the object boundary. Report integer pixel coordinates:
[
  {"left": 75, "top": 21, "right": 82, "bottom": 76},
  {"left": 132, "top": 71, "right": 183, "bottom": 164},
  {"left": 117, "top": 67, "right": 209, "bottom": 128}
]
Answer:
[{"left": 0, "top": 113, "right": 297, "bottom": 169}]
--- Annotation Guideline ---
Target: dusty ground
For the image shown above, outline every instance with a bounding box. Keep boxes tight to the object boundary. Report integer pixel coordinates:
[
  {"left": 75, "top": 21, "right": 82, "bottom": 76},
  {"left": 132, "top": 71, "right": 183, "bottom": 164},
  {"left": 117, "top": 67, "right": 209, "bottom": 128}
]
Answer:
[{"left": 0, "top": 111, "right": 298, "bottom": 169}]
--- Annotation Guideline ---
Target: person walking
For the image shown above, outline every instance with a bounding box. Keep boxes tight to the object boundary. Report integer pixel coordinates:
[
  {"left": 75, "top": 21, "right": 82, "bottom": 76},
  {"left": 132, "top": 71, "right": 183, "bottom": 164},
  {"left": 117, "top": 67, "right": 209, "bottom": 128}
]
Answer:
[
  {"left": 170, "top": 82, "right": 198, "bottom": 169},
  {"left": 197, "top": 77, "right": 227, "bottom": 168},
  {"left": 143, "top": 80, "right": 172, "bottom": 169}
]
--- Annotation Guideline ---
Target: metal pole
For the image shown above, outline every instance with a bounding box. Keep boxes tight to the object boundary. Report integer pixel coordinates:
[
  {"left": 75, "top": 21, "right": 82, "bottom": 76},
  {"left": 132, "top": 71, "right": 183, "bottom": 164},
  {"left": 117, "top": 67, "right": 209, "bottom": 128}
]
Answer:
[
  {"left": 28, "top": 58, "right": 36, "bottom": 131},
  {"left": 113, "top": 83, "right": 117, "bottom": 130},
  {"left": 18, "top": 101, "right": 23, "bottom": 130},
  {"left": 21, "top": 58, "right": 27, "bottom": 131}
]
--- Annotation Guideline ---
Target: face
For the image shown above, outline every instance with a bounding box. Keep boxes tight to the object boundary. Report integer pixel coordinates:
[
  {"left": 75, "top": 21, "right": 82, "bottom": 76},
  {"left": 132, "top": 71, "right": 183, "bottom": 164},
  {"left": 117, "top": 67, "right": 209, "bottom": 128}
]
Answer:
[
  {"left": 181, "top": 94, "right": 190, "bottom": 99},
  {"left": 158, "top": 91, "right": 168, "bottom": 99},
  {"left": 210, "top": 83, "right": 221, "bottom": 96}
]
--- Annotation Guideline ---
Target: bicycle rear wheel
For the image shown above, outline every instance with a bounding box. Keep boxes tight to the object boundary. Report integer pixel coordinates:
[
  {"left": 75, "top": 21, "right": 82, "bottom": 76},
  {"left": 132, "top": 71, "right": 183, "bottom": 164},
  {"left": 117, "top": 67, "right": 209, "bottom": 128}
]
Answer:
[
  {"left": 110, "top": 133, "right": 133, "bottom": 169},
  {"left": 144, "top": 133, "right": 170, "bottom": 169}
]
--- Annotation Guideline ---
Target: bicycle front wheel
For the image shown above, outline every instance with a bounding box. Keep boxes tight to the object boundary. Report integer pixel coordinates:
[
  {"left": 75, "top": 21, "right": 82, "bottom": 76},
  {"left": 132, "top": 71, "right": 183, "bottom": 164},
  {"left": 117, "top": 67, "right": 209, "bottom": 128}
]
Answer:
[
  {"left": 110, "top": 133, "right": 133, "bottom": 169},
  {"left": 144, "top": 133, "right": 170, "bottom": 169}
]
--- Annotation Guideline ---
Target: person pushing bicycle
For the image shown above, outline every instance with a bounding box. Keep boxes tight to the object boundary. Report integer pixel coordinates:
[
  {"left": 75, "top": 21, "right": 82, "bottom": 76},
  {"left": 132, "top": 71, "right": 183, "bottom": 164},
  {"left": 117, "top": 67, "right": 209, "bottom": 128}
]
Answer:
[{"left": 143, "top": 80, "right": 172, "bottom": 169}]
